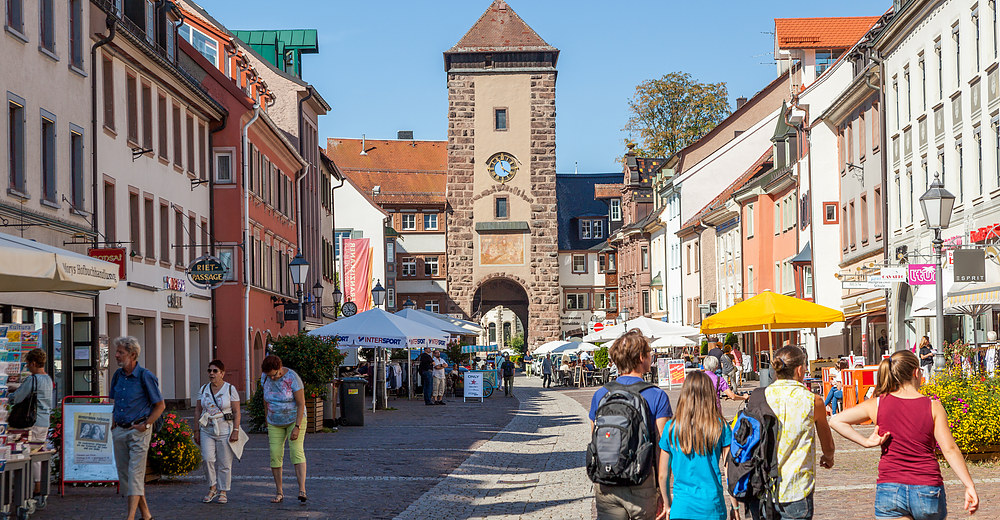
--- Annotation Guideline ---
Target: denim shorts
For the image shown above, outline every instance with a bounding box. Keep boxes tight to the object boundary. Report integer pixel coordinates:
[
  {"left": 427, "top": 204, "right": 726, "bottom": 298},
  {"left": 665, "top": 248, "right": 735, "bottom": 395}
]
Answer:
[{"left": 875, "top": 482, "right": 947, "bottom": 520}]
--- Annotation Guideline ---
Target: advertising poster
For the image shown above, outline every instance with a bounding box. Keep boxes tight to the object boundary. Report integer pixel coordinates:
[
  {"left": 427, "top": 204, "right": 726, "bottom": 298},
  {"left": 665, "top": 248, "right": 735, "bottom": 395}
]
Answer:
[
  {"left": 63, "top": 403, "right": 118, "bottom": 483},
  {"left": 73, "top": 413, "right": 113, "bottom": 464},
  {"left": 464, "top": 372, "right": 484, "bottom": 401},
  {"left": 656, "top": 358, "right": 669, "bottom": 387},
  {"left": 668, "top": 360, "right": 687, "bottom": 387},
  {"left": 342, "top": 238, "right": 373, "bottom": 312}
]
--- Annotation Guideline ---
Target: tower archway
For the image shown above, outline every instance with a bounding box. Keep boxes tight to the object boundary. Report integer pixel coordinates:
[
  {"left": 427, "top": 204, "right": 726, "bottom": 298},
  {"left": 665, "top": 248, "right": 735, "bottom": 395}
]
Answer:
[{"left": 472, "top": 277, "right": 529, "bottom": 347}]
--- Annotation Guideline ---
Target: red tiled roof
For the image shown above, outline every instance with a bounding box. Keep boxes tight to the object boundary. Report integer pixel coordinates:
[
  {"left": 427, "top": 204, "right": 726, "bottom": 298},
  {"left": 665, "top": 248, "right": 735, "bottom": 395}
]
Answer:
[
  {"left": 594, "top": 184, "right": 623, "bottom": 199},
  {"left": 325, "top": 138, "right": 447, "bottom": 205},
  {"left": 775, "top": 17, "right": 880, "bottom": 50},
  {"left": 448, "top": 0, "right": 556, "bottom": 53}
]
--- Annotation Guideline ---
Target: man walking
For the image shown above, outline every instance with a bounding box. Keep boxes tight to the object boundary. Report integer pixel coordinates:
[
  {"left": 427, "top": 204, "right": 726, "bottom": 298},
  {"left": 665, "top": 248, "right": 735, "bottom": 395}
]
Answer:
[
  {"left": 500, "top": 354, "right": 516, "bottom": 397},
  {"left": 109, "top": 336, "right": 165, "bottom": 520},
  {"left": 419, "top": 347, "right": 434, "bottom": 406},
  {"left": 541, "top": 354, "right": 553, "bottom": 388},
  {"left": 431, "top": 350, "right": 448, "bottom": 404}
]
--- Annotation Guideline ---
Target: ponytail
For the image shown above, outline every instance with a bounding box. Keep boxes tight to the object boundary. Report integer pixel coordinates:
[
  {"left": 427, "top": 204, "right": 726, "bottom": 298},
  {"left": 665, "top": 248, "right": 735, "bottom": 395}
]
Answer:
[
  {"left": 773, "top": 345, "right": 806, "bottom": 379},
  {"left": 875, "top": 350, "right": 921, "bottom": 396}
]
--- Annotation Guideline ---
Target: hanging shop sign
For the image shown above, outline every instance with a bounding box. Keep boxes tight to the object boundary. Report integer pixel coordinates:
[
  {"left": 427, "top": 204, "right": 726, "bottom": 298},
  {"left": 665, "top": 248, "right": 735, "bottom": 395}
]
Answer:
[
  {"left": 87, "top": 248, "right": 127, "bottom": 281},
  {"left": 907, "top": 264, "right": 937, "bottom": 285},
  {"left": 283, "top": 306, "right": 300, "bottom": 321},
  {"left": 954, "top": 249, "right": 986, "bottom": 282},
  {"left": 187, "top": 255, "right": 227, "bottom": 290},
  {"left": 879, "top": 267, "right": 907, "bottom": 282},
  {"left": 163, "top": 276, "right": 185, "bottom": 292}
]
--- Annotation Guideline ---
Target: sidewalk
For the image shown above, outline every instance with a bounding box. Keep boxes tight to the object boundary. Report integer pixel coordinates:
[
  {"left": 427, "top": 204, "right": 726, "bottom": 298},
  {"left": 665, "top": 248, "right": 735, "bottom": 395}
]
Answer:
[
  {"left": 38, "top": 388, "right": 518, "bottom": 519},
  {"left": 396, "top": 375, "right": 594, "bottom": 519}
]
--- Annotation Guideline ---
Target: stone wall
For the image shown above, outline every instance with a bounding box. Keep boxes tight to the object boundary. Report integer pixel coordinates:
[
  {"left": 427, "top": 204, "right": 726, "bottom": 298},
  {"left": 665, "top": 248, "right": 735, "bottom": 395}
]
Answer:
[
  {"left": 527, "top": 73, "right": 561, "bottom": 344},
  {"left": 446, "top": 72, "right": 477, "bottom": 316}
]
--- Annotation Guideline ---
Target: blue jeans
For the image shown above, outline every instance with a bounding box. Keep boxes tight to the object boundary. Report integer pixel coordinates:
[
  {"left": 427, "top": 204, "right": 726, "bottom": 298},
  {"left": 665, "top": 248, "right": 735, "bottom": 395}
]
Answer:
[
  {"left": 421, "top": 370, "right": 434, "bottom": 404},
  {"left": 749, "top": 493, "right": 813, "bottom": 520},
  {"left": 824, "top": 387, "right": 843, "bottom": 414},
  {"left": 875, "top": 483, "right": 947, "bottom": 520}
]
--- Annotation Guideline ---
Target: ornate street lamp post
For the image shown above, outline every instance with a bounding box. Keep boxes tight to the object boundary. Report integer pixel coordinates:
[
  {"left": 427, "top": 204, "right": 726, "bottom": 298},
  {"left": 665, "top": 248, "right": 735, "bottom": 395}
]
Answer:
[
  {"left": 371, "top": 279, "right": 387, "bottom": 409},
  {"left": 288, "top": 252, "right": 309, "bottom": 332},
  {"left": 918, "top": 173, "right": 956, "bottom": 377},
  {"left": 311, "top": 281, "right": 324, "bottom": 320},
  {"left": 331, "top": 285, "right": 343, "bottom": 321},
  {"left": 402, "top": 297, "right": 416, "bottom": 311}
]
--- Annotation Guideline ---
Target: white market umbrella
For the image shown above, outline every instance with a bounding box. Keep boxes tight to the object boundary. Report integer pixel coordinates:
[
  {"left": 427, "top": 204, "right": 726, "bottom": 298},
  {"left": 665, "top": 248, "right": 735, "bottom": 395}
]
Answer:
[
  {"left": 651, "top": 335, "right": 696, "bottom": 349},
  {"left": 563, "top": 342, "right": 600, "bottom": 356},
  {"left": 583, "top": 317, "right": 700, "bottom": 343},
  {"left": 412, "top": 308, "right": 483, "bottom": 335},
  {"left": 395, "top": 308, "right": 468, "bottom": 335},
  {"left": 0, "top": 231, "right": 120, "bottom": 291},
  {"left": 534, "top": 340, "right": 571, "bottom": 355},
  {"left": 309, "top": 308, "right": 449, "bottom": 410}
]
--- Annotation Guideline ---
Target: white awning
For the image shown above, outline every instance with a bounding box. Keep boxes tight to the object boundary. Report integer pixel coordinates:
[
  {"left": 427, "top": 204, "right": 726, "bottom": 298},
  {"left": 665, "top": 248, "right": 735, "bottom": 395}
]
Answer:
[
  {"left": 0, "top": 232, "right": 119, "bottom": 292},
  {"left": 912, "top": 269, "right": 961, "bottom": 317}
]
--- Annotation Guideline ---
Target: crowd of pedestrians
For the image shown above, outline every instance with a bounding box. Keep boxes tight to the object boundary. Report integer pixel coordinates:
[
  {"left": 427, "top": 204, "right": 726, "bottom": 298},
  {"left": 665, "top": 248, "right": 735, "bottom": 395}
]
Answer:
[{"left": 587, "top": 333, "right": 979, "bottom": 520}]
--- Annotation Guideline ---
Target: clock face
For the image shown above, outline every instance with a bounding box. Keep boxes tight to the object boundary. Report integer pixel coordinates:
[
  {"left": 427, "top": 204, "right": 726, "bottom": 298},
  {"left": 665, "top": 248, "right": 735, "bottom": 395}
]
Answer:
[{"left": 487, "top": 152, "right": 518, "bottom": 183}]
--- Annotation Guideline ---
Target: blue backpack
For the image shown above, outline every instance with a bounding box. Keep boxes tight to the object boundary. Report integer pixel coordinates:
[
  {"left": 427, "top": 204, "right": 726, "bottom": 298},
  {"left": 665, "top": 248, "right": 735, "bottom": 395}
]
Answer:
[{"left": 726, "top": 387, "right": 780, "bottom": 519}]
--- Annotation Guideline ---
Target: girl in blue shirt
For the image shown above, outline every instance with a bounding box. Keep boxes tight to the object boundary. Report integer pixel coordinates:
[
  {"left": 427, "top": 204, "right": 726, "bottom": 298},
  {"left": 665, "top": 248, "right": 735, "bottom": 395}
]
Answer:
[{"left": 656, "top": 370, "right": 737, "bottom": 520}]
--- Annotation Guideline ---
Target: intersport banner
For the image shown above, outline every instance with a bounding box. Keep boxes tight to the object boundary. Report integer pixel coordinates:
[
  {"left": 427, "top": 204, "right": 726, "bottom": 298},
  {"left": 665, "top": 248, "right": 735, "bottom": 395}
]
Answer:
[{"left": 343, "top": 238, "right": 373, "bottom": 311}]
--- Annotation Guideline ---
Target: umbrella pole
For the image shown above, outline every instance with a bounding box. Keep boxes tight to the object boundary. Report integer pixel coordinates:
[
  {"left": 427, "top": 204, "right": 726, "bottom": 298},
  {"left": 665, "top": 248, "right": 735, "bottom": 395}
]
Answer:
[
  {"left": 408, "top": 347, "right": 412, "bottom": 400},
  {"left": 768, "top": 327, "right": 775, "bottom": 379}
]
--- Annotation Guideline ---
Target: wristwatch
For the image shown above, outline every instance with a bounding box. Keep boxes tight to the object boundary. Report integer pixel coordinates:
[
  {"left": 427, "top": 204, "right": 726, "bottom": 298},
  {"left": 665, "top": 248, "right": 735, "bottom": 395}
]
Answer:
[{"left": 145, "top": 422, "right": 153, "bottom": 431}]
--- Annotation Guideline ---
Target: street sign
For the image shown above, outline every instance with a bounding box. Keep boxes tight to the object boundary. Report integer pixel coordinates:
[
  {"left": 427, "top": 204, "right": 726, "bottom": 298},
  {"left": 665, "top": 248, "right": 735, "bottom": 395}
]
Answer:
[
  {"left": 593, "top": 322, "right": 604, "bottom": 332},
  {"left": 842, "top": 280, "right": 892, "bottom": 289},
  {"left": 341, "top": 301, "right": 358, "bottom": 317},
  {"left": 954, "top": 249, "right": 986, "bottom": 282},
  {"left": 186, "top": 255, "right": 227, "bottom": 290}
]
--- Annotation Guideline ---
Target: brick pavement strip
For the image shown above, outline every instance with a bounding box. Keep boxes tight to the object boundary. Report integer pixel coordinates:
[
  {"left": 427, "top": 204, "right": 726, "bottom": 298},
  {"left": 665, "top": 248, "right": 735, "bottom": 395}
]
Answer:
[{"left": 395, "top": 375, "right": 594, "bottom": 520}]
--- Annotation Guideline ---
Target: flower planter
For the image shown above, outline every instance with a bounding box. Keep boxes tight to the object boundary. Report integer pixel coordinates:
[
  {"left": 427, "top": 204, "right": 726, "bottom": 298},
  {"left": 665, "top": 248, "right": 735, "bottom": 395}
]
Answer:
[{"left": 305, "top": 397, "right": 324, "bottom": 433}]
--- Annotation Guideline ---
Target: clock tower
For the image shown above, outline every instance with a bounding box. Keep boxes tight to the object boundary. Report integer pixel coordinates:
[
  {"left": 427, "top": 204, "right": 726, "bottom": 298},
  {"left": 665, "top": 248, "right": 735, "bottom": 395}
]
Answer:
[{"left": 445, "top": 0, "right": 560, "bottom": 347}]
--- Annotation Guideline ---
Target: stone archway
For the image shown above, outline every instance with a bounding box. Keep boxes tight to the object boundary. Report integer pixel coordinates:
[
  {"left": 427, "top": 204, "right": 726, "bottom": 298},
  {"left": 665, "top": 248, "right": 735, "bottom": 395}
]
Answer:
[{"left": 473, "top": 276, "right": 530, "bottom": 347}]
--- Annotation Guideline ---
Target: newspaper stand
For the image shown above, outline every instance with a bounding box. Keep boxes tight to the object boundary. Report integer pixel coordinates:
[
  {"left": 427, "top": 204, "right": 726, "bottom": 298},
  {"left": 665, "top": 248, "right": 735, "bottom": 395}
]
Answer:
[{"left": 59, "top": 396, "right": 118, "bottom": 496}]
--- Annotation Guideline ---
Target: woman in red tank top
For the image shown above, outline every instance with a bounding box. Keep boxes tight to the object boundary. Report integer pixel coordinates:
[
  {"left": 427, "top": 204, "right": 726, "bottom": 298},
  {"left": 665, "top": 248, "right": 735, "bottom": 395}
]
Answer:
[{"left": 829, "top": 350, "right": 978, "bottom": 519}]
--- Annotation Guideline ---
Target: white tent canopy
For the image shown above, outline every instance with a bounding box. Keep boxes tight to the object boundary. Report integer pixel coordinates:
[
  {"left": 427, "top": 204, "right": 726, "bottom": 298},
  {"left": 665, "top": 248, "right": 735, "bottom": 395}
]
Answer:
[
  {"left": 583, "top": 317, "right": 700, "bottom": 343},
  {"left": 308, "top": 308, "right": 449, "bottom": 348},
  {"left": 650, "top": 335, "right": 696, "bottom": 349},
  {"left": 395, "top": 308, "right": 468, "bottom": 335},
  {"left": 563, "top": 342, "right": 600, "bottom": 355},
  {"left": 533, "top": 340, "right": 572, "bottom": 355},
  {"left": 0, "top": 231, "right": 120, "bottom": 292},
  {"left": 412, "top": 309, "right": 483, "bottom": 335}
]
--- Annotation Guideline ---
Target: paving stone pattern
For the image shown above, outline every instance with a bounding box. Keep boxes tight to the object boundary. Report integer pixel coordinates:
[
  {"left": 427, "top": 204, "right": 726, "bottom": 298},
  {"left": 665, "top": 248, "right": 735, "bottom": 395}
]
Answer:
[{"left": 396, "top": 375, "right": 594, "bottom": 520}]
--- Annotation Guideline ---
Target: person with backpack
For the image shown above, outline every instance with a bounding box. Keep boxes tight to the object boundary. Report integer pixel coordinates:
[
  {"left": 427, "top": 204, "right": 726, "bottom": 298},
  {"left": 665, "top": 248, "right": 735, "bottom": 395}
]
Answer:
[
  {"left": 109, "top": 336, "right": 165, "bottom": 520},
  {"left": 500, "top": 355, "right": 516, "bottom": 397},
  {"left": 587, "top": 330, "right": 673, "bottom": 519},
  {"left": 658, "top": 370, "right": 739, "bottom": 520},
  {"left": 10, "top": 348, "right": 53, "bottom": 504},
  {"left": 756, "top": 346, "right": 836, "bottom": 520},
  {"left": 829, "top": 350, "right": 979, "bottom": 518}
]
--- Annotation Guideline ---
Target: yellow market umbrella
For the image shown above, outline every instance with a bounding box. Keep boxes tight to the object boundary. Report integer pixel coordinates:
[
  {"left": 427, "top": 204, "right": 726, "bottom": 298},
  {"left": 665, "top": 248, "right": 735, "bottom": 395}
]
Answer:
[{"left": 701, "top": 290, "right": 844, "bottom": 367}]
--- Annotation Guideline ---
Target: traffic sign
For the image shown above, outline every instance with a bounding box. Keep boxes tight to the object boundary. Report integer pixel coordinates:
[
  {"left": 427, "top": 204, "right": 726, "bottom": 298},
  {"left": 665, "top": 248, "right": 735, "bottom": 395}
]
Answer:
[{"left": 593, "top": 322, "right": 604, "bottom": 332}]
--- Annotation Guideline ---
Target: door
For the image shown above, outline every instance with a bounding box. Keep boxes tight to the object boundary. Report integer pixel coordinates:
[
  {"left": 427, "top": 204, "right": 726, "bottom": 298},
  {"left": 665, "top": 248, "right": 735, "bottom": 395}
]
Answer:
[{"left": 71, "top": 316, "right": 96, "bottom": 395}]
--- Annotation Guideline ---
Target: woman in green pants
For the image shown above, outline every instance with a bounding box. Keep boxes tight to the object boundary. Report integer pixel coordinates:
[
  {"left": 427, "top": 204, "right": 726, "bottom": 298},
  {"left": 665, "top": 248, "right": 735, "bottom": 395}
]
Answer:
[{"left": 260, "top": 355, "right": 307, "bottom": 503}]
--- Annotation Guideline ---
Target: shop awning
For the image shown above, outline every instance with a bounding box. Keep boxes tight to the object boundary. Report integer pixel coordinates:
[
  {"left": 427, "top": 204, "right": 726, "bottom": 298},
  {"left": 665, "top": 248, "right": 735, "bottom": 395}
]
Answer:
[
  {"left": 945, "top": 283, "right": 1000, "bottom": 308},
  {"left": 0, "top": 232, "right": 119, "bottom": 292}
]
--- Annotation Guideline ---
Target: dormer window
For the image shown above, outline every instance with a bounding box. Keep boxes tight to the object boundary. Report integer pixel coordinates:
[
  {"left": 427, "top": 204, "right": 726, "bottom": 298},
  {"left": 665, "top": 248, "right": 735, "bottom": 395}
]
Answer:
[{"left": 815, "top": 49, "right": 843, "bottom": 76}]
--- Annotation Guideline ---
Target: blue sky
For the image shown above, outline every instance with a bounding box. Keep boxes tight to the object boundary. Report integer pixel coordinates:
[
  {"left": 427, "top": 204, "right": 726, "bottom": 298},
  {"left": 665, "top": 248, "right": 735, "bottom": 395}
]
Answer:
[{"left": 195, "top": 0, "right": 887, "bottom": 173}]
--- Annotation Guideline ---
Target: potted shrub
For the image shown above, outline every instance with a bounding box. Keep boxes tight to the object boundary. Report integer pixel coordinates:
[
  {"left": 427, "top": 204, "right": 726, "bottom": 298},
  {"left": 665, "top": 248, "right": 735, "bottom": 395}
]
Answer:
[
  {"left": 148, "top": 413, "right": 201, "bottom": 478},
  {"left": 921, "top": 367, "right": 1000, "bottom": 459},
  {"left": 269, "top": 333, "right": 344, "bottom": 433}
]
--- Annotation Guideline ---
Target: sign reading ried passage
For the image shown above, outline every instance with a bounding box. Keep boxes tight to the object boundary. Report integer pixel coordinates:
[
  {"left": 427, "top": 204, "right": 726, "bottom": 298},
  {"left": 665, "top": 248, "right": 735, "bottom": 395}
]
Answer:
[{"left": 187, "top": 255, "right": 228, "bottom": 289}]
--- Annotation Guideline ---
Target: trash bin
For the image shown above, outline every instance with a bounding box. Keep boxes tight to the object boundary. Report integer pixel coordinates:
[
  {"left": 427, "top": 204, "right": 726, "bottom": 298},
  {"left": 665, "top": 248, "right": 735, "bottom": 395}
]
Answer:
[
  {"left": 759, "top": 359, "right": 774, "bottom": 388},
  {"left": 339, "top": 377, "right": 366, "bottom": 426}
]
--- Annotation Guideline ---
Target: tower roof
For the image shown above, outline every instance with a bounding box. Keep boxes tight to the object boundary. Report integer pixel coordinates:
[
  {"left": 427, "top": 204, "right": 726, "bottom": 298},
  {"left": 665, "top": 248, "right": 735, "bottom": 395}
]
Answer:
[{"left": 448, "top": 1, "right": 556, "bottom": 53}]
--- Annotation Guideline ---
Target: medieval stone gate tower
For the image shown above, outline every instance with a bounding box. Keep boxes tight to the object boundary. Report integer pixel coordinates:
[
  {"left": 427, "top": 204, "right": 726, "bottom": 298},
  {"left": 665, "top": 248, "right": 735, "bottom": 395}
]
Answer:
[{"left": 444, "top": 1, "right": 560, "bottom": 347}]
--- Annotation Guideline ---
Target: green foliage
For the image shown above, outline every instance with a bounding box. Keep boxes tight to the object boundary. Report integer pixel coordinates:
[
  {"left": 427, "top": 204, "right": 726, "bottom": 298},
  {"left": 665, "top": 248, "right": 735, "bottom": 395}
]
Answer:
[
  {"left": 700, "top": 340, "right": 709, "bottom": 355},
  {"left": 510, "top": 334, "right": 526, "bottom": 355},
  {"left": 624, "top": 71, "right": 731, "bottom": 159},
  {"left": 724, "top": 333, "right": 737, "bottom": 346},
  {"left": 148, "top": 413, "right": 201, "bottom": 476},
  {"left": 594, "top": 346, "right": 610, "bottom": 369},
  {"left": 247, "top": 382, "right": 266, "bottom": 433},
  {"left": 445, "top": 341, "right": 464, "bottom": 365},
  {"left": 270, "top": 332, "right": 344, "bottom": 399},
  {"left": 921, "top": 368, "right": 1000, "bottom": 453}
]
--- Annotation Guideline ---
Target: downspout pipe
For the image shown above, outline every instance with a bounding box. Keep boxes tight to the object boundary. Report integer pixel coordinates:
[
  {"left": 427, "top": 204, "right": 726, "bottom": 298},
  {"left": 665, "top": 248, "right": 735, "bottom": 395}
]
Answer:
[
  {"left": 330, "top": 166, "right": 345, "bottom": 316},
  {"left": 208, "top": 110, "right": 228, "bottom": 368},
  {"left": 241, "top": 102, "right": 262, "bottom": 396},
  {"left": 90, "top": 14, "right": 115, "bottom": 395},
  {"left": 296, "top": 87, "right": 314, "bottom": 284}
]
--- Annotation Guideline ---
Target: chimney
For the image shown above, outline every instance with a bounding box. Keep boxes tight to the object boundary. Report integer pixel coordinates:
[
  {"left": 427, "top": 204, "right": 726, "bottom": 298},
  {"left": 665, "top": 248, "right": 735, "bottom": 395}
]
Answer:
[
  {"left": 736, "top": 97, "right": 748, "bottom": 109},
  {"left": 397, "top": 130, "right": 414, "bottom": 140}
]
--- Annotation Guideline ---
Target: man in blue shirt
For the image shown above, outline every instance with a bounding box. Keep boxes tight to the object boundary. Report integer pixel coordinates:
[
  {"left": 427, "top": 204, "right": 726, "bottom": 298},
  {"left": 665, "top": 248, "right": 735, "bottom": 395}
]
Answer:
[
  {"left": 589, "top": 330, "right": 672, "bottom": 519},
  {"left": 109, "top": 336, "right": 165, "bottom": 520}
]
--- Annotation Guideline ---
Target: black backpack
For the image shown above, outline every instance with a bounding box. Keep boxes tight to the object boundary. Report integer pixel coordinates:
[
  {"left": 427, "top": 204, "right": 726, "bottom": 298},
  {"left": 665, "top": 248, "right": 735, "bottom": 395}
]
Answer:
[
  {"left": 586, "top": 380, "right": 657, "bottom": 486},
  {"left": 726, "top": 387, "right": 780, "bottom": 519}
]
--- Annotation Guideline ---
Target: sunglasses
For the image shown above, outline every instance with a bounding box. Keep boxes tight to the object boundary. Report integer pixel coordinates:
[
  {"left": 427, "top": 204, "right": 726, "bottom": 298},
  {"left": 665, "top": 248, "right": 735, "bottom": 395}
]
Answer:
[{"left": 207, "top": 368, "right": 220, "bottom": 373}]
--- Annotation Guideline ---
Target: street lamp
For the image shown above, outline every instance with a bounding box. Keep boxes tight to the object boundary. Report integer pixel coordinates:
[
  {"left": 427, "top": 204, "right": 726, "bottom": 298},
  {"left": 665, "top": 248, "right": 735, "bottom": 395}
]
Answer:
[
  {"left": 371, "top": 280, "right": 386, "bottom": 308},
  {"left": 620, "top": 308, "right": 631, "bottom": 325},
  {"left": 312, "top": 281, "right": 324, "bottom": 319},
  {"left": 288, "top": 252, "right": 309, "bottom": 332},
  {"left": 402, "top": 297, "right": 416, "bottom": 310},
  {"left": 332, "top": 285, "right": 343, "bottom": 320},
  {"left": 918, "top": 172, "right": 956, "bottom": 377}
]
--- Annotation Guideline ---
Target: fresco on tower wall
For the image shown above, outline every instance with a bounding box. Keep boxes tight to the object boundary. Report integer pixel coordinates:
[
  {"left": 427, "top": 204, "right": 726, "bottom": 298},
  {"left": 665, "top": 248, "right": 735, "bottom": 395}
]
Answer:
[{"left": 480, "top": 234, "right": 525, "bottom": 266}]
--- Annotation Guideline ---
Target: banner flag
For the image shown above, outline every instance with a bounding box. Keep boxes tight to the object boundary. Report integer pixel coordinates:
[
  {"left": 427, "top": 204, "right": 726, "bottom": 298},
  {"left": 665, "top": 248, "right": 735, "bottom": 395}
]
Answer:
[{"left": 343, "top": 238, "right": 373, "bottom": 312}]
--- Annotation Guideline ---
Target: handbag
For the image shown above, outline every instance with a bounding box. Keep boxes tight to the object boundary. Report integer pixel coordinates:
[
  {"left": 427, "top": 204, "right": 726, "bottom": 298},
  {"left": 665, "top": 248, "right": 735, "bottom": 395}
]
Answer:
[{"left": 9, "top": 375, "right": 37, "bottom": 429}]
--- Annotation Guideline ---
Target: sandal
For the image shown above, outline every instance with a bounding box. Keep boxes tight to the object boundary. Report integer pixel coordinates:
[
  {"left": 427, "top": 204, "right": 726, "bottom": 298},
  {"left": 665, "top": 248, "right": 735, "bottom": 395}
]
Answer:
[
  {"left": 271, "top": 493, "right": 283, "bottom": 503},
  {"left": 202, "top": 488, "right": 218, "bottom": 503},
  {"left": 217, "top": 492, "right": 228, "bottom": 504},
  {"left": 298, "top": 492, "right": 307, "bottom": 503}
]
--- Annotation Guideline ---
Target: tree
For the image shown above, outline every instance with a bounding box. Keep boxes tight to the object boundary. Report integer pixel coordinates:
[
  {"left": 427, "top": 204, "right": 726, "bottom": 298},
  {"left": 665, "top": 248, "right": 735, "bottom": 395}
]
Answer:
[
  {"left": 624, "top": 72, "right": 731, "bottom": 158},
  {"left": 509, "top": 334, "right": 526, "bottom": 355}
]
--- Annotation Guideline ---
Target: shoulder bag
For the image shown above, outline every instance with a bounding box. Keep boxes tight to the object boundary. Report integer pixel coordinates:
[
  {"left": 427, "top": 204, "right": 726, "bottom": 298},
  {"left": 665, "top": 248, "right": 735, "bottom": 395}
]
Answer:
[{"left": 9, "top": 375, "right": 37, "bottom": 429}]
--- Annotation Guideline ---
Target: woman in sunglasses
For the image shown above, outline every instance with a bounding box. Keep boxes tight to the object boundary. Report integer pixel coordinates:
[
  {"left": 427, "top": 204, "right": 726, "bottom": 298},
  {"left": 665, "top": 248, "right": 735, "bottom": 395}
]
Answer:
[{"left": 193, "top": 359, "right": 241, "bottom": 504}]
